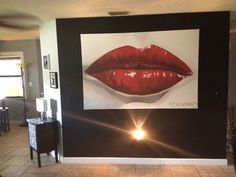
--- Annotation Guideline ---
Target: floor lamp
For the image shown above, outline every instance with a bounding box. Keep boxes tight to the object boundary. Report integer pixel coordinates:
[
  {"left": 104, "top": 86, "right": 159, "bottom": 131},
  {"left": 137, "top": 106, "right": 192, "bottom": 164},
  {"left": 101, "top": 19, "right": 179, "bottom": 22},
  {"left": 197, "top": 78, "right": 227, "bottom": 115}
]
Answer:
[{"left": 17, "top": 63, "right": 27, "bottom": 127}]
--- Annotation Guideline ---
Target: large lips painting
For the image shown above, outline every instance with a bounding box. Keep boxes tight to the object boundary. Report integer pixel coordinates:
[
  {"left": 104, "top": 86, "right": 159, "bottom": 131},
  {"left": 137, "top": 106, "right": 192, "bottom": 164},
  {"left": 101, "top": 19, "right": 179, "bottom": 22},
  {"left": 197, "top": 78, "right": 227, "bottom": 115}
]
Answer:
[{"left": 85, "top": 45, "right": 193, "bottom": 95}]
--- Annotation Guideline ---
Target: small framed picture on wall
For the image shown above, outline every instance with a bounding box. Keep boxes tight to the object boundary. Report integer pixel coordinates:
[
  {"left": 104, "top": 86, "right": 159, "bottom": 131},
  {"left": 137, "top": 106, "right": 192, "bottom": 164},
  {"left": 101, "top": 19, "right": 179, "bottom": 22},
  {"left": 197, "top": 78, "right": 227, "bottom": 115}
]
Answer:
[
  {"left": 43, "top": 54, "right": 50, "bottom": 69},
  {"left": 49, "top": 72, "right": 58, "bottom": 88}
]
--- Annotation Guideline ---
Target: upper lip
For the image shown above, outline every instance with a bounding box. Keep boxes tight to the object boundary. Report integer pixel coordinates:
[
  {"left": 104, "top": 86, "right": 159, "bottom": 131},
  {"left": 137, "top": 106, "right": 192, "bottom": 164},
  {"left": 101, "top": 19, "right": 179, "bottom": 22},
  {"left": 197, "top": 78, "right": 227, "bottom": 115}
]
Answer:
[
  {"left": 85, "top": 45, "right": 193, "bottom": 95},
  {"left": 86, "top": 45, "right": 192, "bottom": 76}
]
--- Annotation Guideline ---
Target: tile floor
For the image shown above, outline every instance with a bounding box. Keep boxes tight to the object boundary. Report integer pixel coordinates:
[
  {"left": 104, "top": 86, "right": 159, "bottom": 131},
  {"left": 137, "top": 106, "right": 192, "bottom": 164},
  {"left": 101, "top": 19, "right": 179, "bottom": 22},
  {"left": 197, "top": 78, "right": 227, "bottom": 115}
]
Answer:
[{"left": 0, "top": 123, "right": 236, "bottom": 177}]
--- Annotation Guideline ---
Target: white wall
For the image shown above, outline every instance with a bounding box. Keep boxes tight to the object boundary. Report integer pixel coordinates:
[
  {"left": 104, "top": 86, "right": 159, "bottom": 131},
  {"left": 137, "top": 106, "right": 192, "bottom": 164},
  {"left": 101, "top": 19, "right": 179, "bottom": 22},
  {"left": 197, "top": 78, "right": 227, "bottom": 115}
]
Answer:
[
  {"left": 40, "top": 20, "right": 63, "bottom": 157},
  {"left": 39, "top": 20, "right": 62, "bottom": 122}
]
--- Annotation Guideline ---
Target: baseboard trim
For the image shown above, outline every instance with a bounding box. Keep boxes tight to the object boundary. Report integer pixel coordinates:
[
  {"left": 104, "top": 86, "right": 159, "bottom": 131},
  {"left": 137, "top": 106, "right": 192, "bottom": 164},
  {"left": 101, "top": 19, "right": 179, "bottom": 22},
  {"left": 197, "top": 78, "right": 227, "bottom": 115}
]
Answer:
[{"left": 61, "top": 157, "right": 227, "bottom": 166}]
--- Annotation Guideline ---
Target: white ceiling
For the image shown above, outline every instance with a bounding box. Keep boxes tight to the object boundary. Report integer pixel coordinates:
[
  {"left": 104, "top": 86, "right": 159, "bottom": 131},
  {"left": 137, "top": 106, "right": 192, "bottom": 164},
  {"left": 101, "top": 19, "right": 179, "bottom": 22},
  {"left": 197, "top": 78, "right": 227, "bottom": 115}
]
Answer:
[{"left": 0, "top": 0, "right": 236, "bottom": 41}]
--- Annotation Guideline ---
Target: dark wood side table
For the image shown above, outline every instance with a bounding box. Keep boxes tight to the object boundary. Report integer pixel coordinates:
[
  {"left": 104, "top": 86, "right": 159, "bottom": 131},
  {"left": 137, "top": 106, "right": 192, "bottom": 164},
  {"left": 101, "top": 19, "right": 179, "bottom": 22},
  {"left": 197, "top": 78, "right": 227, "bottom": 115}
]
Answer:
[{"left": 27, "top": 118, "right": 59, "bottom": 167}]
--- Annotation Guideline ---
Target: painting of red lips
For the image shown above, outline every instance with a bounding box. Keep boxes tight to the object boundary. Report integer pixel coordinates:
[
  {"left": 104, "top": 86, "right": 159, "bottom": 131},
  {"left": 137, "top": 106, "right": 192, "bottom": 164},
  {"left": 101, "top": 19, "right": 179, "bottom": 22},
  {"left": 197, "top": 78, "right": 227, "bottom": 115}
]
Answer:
[
  {"left": 81, "top": 29, "right": 199, "bottom": 109},
  {"left": 85, "top": 45, "right": 193, "bottom": 95}
]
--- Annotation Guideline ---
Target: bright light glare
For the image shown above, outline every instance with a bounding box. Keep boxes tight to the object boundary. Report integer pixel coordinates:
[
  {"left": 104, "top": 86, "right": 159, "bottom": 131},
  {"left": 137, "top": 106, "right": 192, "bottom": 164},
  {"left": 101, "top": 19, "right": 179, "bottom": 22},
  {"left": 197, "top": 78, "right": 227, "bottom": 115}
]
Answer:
[{"left": 132, "top": 128, "right": 145, "bottom": 141}]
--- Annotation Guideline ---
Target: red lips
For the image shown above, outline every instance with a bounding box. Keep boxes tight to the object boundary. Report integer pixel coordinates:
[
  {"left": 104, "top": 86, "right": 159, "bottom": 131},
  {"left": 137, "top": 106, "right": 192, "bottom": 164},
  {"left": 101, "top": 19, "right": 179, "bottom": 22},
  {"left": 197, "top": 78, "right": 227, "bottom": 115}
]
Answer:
[{"left": 85, "top": 45, "right": 193, "bottom": 95}]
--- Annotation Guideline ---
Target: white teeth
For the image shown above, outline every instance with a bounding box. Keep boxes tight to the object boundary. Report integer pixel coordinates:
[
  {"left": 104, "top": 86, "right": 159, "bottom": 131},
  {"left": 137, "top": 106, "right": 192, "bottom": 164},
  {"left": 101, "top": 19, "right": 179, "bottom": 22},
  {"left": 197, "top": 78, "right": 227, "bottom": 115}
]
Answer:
[
  {"left": 112, "top": 71, "right": 116, "bottom": 76},
  {"left": 169, "top": 72, "right": 173, "bottom": 77},
  {"left": 163, "top": 72, "right": 166, "bottom": 77}
]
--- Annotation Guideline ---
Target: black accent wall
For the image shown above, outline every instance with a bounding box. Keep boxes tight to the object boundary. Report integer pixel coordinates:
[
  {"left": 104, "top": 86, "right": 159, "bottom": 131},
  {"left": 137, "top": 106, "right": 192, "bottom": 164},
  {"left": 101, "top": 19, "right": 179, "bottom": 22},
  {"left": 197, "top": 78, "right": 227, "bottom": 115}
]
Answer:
[{"left": 56, "top": 12, "right": 229, "bottom": 158}]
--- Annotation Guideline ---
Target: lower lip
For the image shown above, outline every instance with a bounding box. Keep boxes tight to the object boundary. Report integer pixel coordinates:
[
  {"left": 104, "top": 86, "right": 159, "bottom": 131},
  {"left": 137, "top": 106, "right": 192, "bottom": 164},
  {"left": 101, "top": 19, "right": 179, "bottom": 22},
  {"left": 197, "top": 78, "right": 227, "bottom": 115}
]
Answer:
[{"left": 89, "top": 69, "right": 184, "bottom": 95}]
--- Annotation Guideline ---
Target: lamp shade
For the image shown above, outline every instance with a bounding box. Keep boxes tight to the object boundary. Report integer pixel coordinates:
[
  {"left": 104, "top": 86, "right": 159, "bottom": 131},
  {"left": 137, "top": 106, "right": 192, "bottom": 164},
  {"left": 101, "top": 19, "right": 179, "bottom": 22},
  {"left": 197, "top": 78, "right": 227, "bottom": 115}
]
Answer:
[{"left": 36, "top": 98, "right": 48, "bottom": 112}]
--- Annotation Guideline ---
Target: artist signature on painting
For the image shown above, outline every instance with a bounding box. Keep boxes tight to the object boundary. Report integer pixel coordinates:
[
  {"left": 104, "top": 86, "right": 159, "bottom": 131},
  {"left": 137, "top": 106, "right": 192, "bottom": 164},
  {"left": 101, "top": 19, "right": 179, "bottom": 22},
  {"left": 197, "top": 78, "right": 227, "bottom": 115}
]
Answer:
[{"left": 168, "top": 101, "right": 198, "bottom": 108}]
